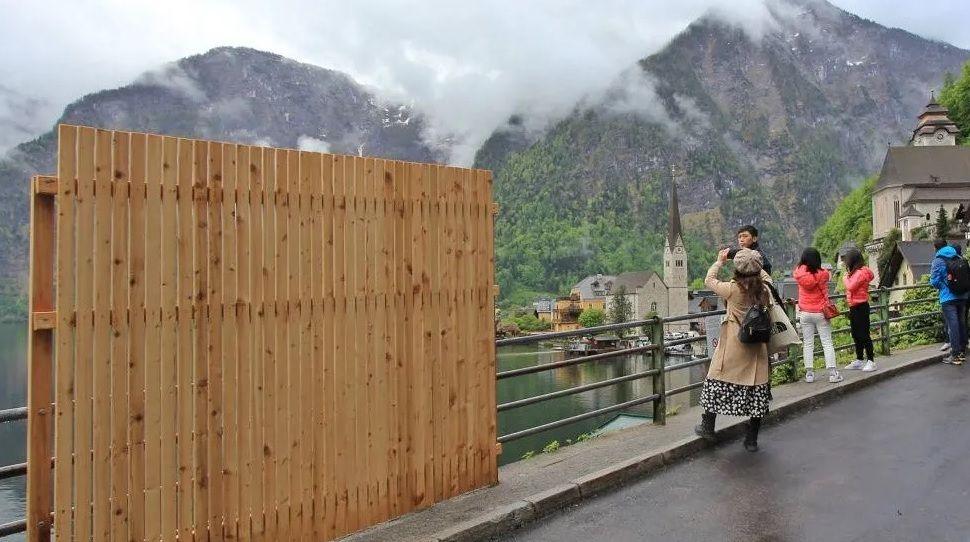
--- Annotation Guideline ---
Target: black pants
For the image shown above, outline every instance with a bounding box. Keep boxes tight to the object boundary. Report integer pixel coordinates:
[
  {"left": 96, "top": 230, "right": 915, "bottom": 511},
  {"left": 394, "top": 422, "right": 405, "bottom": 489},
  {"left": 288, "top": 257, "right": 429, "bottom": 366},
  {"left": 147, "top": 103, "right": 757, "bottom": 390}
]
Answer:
[{"left": 849, "top": 303, "right": 874, "bottom": 361}]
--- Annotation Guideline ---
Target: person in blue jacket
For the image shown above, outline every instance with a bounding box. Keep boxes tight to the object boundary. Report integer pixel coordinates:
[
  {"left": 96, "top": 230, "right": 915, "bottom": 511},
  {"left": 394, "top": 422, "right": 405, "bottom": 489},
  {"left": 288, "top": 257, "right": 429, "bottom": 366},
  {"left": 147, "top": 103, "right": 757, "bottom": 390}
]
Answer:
[{"left": 930, "top": 244, "right": 969, "bottom": 364}]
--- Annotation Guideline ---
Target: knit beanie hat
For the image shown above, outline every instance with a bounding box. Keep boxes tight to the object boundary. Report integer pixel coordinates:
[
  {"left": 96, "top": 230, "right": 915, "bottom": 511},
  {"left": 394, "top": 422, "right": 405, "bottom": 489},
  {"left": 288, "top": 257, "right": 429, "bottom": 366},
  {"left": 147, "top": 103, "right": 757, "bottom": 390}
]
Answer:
[{"left": 733, "top": 248, "right": 763, "bottom": 276}]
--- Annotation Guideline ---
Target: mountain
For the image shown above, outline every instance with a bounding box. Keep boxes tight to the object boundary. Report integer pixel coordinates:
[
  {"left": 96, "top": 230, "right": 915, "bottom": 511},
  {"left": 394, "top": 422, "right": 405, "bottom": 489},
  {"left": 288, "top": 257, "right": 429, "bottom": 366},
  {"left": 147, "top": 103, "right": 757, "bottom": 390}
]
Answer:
[
  {"left": 481, "top": 0, "right": 970, "bottom": 306},
  {"left": 0, "top": 46, "right": 442, "bottom": 319}
]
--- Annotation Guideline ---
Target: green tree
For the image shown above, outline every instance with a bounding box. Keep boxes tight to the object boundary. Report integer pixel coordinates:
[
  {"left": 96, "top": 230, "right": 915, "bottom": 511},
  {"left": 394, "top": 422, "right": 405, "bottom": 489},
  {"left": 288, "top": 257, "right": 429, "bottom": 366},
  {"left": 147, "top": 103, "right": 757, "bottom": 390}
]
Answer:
[
  {"left": 607, "top": 285, "right": 633, "bottom": 336},
  {"left": 578, "top": 307, "right": 605, "bottom": 328},
  {"left": 940, "top": 61, "right": 970, "bottom": 145},
  {"left": 935, "top": 205, "right": 949, "bottom": 239},
  {"left": 812, "top": 176, "right": 875, "bottom": 262},
  {"left": 876, "top": 228, "right": 901, "bottom": 280}
]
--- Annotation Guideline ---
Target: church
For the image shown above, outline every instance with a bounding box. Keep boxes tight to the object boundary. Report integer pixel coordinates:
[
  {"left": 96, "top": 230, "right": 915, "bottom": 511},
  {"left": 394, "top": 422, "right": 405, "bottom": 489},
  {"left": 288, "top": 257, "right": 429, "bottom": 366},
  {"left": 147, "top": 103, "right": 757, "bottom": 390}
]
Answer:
[
  {"left": 866, "top": 95, "right": 970, "bottom": 301},
  {"left": 604, "top": 180, "right": 690, "bottom": 331}
]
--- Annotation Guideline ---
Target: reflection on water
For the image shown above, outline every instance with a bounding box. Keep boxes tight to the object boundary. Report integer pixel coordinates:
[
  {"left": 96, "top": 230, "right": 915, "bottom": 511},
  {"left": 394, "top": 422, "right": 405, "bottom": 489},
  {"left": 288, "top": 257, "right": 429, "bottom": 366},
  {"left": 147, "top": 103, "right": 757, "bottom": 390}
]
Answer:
[
  {"left": 497, "top": 343, "right": 704, "bottom": 465},
  {"left": 0, "top": 323, "right": 27, "bottom": 541}
]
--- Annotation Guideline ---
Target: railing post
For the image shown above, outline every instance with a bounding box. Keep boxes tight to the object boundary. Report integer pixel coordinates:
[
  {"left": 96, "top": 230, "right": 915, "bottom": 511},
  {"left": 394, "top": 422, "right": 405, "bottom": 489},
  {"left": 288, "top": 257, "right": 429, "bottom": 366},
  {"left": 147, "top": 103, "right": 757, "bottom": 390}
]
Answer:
[
  {"left": 651, "top": 318, "right": 666, "bottom": 425},
  {"left": 785, "top": 301, "right": 800, "bottom": 381},
  {"left": 27, "top": 176, "right": 56, "bottom": 542},
  {"left": 878, "top": 288, "right": 891, "bottom": 356}
]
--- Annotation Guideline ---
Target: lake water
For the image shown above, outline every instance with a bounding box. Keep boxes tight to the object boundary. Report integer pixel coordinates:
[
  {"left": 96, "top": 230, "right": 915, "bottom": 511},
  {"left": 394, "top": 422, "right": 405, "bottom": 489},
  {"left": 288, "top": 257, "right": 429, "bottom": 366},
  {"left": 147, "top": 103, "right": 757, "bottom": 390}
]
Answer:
[{"left": 0, "top": 325, "right": 703, "bottom": 537}]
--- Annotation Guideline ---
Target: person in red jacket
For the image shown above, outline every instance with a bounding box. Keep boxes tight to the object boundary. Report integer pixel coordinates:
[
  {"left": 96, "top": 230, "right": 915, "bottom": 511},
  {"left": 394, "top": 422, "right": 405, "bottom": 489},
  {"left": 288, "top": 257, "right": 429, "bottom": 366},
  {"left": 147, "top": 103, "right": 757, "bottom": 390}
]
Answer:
[
  {"left": 794, "top": 248, "right": 842, "bottom": 383},
  {"left": 841, "top": 249, "right": 876, "bottom": 371}
]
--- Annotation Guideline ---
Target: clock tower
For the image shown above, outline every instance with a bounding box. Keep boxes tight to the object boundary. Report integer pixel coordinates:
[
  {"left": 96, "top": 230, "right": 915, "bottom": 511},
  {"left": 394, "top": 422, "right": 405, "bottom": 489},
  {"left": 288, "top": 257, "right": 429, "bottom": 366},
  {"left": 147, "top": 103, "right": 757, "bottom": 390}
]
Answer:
[
  {"left": 664, "top": 178, "right": 689, "bottom": 331},
  {"left": 910, "top": 94, "right": 960, "bottom": 147}
]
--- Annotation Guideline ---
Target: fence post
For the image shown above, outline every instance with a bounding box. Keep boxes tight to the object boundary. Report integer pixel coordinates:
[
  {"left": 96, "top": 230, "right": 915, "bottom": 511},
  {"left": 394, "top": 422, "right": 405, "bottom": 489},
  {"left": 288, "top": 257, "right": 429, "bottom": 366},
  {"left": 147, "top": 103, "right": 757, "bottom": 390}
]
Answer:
[
  {"left": 785, "top": 301, "right": 800, "bottom": 380},
  {"left": 27, "top": 175, "right": 56, "bottom": 542},
  {"left": 878, "top": 288, "right": 891, "bottom": 356},
  {"left": 651, "top": 318, "right": 666, "bottom": 425}
]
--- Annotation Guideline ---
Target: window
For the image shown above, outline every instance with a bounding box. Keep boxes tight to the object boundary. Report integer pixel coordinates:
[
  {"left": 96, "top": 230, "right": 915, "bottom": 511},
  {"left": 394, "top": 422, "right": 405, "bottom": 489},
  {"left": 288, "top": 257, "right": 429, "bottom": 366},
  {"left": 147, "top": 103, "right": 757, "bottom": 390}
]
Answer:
[
  {"left": 894, "top": 200, "right": 900, "bottom": 224},
  {"left": 676, "top": 260, "right": 684, "bottom": 267},
  {"left": 666, "top": 261, "right": 669, "bottom": 267},
  {"left": 651, "top": 302, "right": 657, "bottom": 312}
]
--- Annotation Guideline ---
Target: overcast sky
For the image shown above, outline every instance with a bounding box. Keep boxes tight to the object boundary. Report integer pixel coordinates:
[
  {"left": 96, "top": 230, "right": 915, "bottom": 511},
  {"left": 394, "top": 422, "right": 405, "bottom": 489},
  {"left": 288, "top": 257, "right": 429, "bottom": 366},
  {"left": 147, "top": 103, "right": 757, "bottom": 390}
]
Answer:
[{"left": 1, "top": 0, "right": 969, "bottom": 160}]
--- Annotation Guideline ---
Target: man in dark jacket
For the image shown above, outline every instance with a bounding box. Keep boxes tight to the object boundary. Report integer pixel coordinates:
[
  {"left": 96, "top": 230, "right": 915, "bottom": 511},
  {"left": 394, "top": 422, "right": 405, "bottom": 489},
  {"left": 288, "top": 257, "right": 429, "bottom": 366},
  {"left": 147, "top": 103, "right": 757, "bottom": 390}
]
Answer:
[{"left": 728, "top": 225, "right": 772, "bottom": 275}]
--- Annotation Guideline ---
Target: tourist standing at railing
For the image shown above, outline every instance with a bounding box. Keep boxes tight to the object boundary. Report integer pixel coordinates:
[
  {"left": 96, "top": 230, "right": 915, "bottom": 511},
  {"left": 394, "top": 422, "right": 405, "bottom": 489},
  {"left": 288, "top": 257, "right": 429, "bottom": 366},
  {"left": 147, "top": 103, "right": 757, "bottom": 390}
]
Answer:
[
  {"left": 794, "top": 248, "right": 842, "bottom": 383},
  {"left": 841, "top": 249, "right": 876, "bottom": 372},
  {"left": 930, "top": 243, "right": 970, "bottom": 365},
  {"left": 695, "top": 248, "right": 772, "bottom": 452}
]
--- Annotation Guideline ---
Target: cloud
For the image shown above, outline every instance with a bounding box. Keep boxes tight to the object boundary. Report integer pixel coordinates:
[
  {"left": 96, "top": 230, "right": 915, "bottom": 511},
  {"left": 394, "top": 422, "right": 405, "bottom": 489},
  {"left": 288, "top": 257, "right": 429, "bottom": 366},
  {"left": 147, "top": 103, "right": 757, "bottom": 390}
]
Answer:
[
  {"left": 135, "top": 62, "right": 207, "bottom": 102},
  {"left": 1, "top": 0, "right": 968, "bottom": 160},
  {"left": 297, "top": 135, "right": 331, "bottom": 153}
]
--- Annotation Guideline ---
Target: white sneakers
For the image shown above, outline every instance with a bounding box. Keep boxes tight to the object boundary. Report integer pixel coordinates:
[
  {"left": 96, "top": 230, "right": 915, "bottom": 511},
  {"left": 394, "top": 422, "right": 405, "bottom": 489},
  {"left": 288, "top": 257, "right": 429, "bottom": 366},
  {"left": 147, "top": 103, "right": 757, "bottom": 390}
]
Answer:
[
  {"left": 941, "top": 343, "right": 951, "bottom": 352},
  {"left": 844, "top": 360, "right": 864, "bottom": 370},
  {"left": 828, "top": 371, "right": 844, "bottom": 383},
  {"left": 862, "top": 360, "right": 877, "bottom": 372},
  {"left": 844, "top": 359, "right": 876, "bottom": 372}
]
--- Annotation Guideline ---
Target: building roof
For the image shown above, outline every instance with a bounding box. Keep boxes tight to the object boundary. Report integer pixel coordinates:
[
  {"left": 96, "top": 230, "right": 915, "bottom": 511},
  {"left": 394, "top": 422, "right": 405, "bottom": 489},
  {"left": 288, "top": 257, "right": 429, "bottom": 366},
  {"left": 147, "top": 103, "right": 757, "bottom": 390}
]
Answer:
[
  {"left": 905, "top": 187, "right": 970, "bottom": 203},
  {"left": 876, "top": 146, "right": 970, "bottom": 191},
  {"left": 900, "top": 204, "right": 924, "bottom": 218},
  {"left": 667, "top": 180, "right": 683, "bottom": 247},
  {"left": 880, "top": 240, "right": 936, "bottom": 288},
  {"left": 572, "top": 274, "right": 616, "bottom": 299},
  {"left": 610, "top": 271, "right": 660, "bottom": 293}
]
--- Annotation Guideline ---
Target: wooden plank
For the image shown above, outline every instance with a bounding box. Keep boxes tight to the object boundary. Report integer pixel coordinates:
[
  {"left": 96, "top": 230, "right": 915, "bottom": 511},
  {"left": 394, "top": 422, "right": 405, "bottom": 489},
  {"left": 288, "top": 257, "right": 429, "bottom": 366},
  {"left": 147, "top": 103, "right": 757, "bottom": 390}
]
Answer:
[
  {"left": 206, "top": 141, "right": 226, "bottom": 539},
  {"left": 274, "top": 149, "right": 291, "bottom": 541},
  {"left": 393, "top": 160, "right": 409, "bottom": 514},
  {"left": 428, "top": 165, "right": 445, "bottom": 504},
  {"left": 445, "top": 167, "right": 460, "bottom": 499},
  {"left": 261, "top": 148, "right": 279, "bottom": 542},
  {"left": 285, "top": 148, "right": 304, "bottom": 540},
  {"left": 330, "top": 154, "right": 348, "bottom": 536},
  {"left": 34, "top": 175, "right": 58, "bottom": 195},
  {"left": 53, "top": 125, "right": 77, "bottom": 542},
  {"left": 26, "top": 174, "right": 55, "bottom": 542},
  {"left": 351, "top": 156, "right": 367, "bottom": 529},
  {"left": 175, "top": 138, "right": 195, "bottom": 539},
  {"left": 92, "top": 128, "right": 113, "bottom": 542},
  {"left": 221, "top": 143, "right": 240, "bottom": 542},
  {"left": 298, "top": 151, "right": 313, "bottom": 541},
  {"left": 248, "top": 146, "right": 267, "bottom": 542},
  {"left": 73, "top": 125, "right": 96, "bottom": 542},
  {"left": 31, "top": 311, "right": 56, "bottom": 330},
  {"left": 236, "top": 145, "right": 254, "bottom": 542},
  {"left": 456, "top": 168, "right": 472, "bottom": 493},
  {"left": 160, "top": 136, "right": 179, "bottom": 541},
  {"left": 128, "top": 132, "right": 147, "bottom": 542},
  {"left": 321, "top": 155, "right": 337, "bottom": 541},
  {"left": 191, "top": 139, "right": 210, "bottom": 538},
  {"left": 360, "top": 158, "right": 377, "bottom": 523},
  {"left": 470, "top": 169, "right": 487, "bottom": 487},
  {"left": 305, "top": 151, "right": 324, "bottom": 541},
  {"left": 484, "top": 170, "right": 498, "bottom": 485},
  {"left": 407, "top": 163, "right": 427, "bottom": 509},
  {"left": 109, "top": 131, "right": 131, "bottom": 542},
  {"left": 144, "top": 134, "right": 164, "bottom": 541},
  {"left": 419, "top": 163, "right": 436, "bottom": 506},
  {"left": 371, "top": 160, "right": 390, "bottom": 523}
]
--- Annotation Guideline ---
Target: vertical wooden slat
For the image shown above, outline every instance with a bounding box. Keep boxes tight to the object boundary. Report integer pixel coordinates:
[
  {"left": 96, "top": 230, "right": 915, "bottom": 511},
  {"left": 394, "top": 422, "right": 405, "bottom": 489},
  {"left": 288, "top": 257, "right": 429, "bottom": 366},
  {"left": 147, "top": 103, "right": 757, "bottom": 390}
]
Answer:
[
  {"left": 351, "top": 157, "right": 368, "bottom": 528},
  {"left": 144, "top": 134, "right": 164, "bottom": 541},
  {"left": 393, "top": 160, "right": 409, "bottom": 513},
  {"left": 428, "top": 165, "right": 445, "bottom": 504},
  {"left": 419, "top": 163, "right": 436, "bottom": 506},
  {"left": 27, "top": 173, "right": 55, "bottom": 542},
  {"left": 206, "top": 141, "right": 225, "bottom": 540},
  {"left": 371, "top": 159, "right": 390, "bottom": 523},
  {"left": 305, "top": 152, "right": 324, "bottom": 541},
  {"left": 191, "top": 139, "right": 209, "bottom": 538},
  {"left": 297, "top": 151, "right": 313, "bottom": 542},
  {"left": 109, "top": 132, "right": 131, "bottom": 542},
  {"left": 407, "top": 163, "right": 427, "bottom": 509},
  {"left": 248, "top": 146, "right": 267, "bottom": 542},
  {"left": 284, "top": 149, "right": 302, "bottom": 539},
  {"left": 470, "top": 169, "right": 487, "bottom": 487},
  {"left": 330, "top": 154, "right": 348, "bottom": 536},
  {"left": 236, "top": 145, "right": 254, "bottom": 542},
  {"left": 446, "top": 167, "right": 461, "bottom": 498},
  {"left": 321, "top": 155, "right": 337, "bottom": 541},
  {"left": 261, "top": 148, "right": 278, "bottom": 542},
  {"left": 377, "top": 159, "right": 395, "bottom": 525},
  {"left": 221, "top": 143, "right": 240, "bottom": 542},
  {"left": 128, "top": 131, "right": 147, "bottom": 542},
  {"left": 54, "top": 124, "right": 77, "bottom": 542},
  {"left": 73, "top": 126, "right": 96, "bottom": 542},
  {"left": 92, "top": 129, "right": 113, "bottom": 542},
  {"left": 362, "top": 158, "right": 378, "bottom": 521},
  {"left": 274, "top": 149, "right": 290, "bottom": 541},
  {"left": 175, "top": 138, "right": 195, "bottom": 539},
  {"left": 160, "top": 136, "right": 180, "bottom": 541}
]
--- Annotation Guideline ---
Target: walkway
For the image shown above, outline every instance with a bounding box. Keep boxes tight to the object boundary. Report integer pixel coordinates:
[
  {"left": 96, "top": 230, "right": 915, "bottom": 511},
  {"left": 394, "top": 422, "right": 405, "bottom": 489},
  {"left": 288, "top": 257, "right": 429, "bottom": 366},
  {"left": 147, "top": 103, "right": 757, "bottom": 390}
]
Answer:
[{"left": 506, "top": 361, "right": 970, "bottom": 542}]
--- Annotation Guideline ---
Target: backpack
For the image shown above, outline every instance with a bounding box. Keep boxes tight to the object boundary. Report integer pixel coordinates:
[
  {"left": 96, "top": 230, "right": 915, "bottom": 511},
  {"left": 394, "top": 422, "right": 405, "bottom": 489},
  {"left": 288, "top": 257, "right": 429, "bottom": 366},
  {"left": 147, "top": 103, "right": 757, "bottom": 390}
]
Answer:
[
  {"left": 738, "top": 304, "right": 772, "bottom": 344},
  {"left": 945, "top": 256, "right": 970, "bottom": 295}
]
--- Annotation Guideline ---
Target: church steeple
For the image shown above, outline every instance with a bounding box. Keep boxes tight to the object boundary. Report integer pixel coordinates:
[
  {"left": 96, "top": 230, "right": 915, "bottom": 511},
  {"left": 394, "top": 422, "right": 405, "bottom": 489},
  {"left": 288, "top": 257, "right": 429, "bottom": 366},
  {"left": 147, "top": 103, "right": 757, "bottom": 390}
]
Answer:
[
  {"left": 667, "top": 180, "right": 683, "bottom": 249},
  {"left": 911, "top": 93, "right": 960, "bottom": 146}
]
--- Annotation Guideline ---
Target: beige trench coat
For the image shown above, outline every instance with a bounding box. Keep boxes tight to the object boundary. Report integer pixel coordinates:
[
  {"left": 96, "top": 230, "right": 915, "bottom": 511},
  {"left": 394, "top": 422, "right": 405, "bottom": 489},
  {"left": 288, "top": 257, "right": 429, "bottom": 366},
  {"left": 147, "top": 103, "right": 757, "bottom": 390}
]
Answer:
[{"left": 704, "top": 262, "right": 772, "bottom": 387}]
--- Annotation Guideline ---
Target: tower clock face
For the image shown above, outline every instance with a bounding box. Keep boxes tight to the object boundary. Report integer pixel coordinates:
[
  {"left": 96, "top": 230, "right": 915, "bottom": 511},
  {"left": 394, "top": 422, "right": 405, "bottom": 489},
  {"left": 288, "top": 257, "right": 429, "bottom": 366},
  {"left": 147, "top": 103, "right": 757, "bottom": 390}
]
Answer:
[{"left": 937, "top": 131, "right": 946, "bottom": 141}]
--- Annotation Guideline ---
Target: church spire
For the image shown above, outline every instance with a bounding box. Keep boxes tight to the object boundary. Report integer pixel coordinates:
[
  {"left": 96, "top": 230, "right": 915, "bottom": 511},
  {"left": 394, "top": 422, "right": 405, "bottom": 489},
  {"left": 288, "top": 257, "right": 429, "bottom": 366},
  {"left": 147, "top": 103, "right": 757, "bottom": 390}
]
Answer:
[{"left": 668, "top": 175, "right": 683, "bottom": 248}]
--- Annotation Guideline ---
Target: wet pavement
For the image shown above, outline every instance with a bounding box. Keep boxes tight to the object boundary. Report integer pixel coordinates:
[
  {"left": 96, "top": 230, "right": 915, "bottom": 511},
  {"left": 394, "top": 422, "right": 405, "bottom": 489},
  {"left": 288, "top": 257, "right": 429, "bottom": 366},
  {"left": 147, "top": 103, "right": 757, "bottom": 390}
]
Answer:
[{"left": 504, "top": 362, "right": 970, "bottom": 542}]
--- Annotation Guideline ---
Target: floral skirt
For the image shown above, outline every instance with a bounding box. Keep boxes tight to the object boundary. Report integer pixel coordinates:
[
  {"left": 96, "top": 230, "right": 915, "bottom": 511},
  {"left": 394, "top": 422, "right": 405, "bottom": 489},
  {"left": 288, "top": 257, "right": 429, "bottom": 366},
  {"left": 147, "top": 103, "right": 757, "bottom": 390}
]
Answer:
[{"left": 700, "top": 378, "right": 772, "bottom": 417}]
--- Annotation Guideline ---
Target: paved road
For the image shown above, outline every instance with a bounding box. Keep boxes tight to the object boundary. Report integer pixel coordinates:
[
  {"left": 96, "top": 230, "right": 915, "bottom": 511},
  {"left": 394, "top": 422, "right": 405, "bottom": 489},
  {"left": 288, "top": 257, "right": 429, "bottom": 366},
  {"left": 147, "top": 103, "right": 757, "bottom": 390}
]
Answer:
[{"left": 504, "top": 363, "right": 970, "bottom": 542}]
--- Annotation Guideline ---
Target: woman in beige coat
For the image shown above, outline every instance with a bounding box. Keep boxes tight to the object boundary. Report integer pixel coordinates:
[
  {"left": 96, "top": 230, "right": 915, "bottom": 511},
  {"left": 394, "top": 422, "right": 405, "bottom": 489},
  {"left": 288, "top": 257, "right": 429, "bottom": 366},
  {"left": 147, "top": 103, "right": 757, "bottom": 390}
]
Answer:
[{"left": 694, "top": 248, "right": 772, "bottom": 452}]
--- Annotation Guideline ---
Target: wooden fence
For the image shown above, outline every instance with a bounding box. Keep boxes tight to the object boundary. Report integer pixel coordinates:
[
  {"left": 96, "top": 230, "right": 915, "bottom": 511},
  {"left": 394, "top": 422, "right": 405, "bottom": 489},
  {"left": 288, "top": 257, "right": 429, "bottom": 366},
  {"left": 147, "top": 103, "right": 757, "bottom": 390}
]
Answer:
[{"left": 26, "top": 124, "right": 498, "bottom": 542}]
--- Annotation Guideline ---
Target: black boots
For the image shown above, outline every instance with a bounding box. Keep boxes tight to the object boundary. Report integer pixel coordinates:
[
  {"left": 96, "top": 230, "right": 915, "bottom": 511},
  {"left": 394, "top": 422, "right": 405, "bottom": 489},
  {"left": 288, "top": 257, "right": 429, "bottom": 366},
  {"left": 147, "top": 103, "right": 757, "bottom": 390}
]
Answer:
[
  {"left": 744, "top": 417, "right": 761, "bottom": 452},
  {"left": 694, "top": 412, "right": 716, "bottom": 441}
]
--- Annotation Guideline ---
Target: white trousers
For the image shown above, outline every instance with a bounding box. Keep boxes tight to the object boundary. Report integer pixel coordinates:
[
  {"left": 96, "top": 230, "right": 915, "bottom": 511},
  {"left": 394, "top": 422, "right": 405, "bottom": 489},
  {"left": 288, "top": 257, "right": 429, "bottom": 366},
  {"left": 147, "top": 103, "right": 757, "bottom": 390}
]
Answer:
[{"left": 800, "top": 311, "right": 836, "bottom": 370}]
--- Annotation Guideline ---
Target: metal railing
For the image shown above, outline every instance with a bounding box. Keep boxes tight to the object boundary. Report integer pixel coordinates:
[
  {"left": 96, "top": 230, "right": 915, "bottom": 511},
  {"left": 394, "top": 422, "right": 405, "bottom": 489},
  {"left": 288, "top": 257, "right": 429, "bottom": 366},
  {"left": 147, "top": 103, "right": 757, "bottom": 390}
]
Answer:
[
  {"left": 496, "top": 284, "right": 943, "bottom": 445},
  {"left": 0, "top": 407, "right": 28, "bottom": 538}
]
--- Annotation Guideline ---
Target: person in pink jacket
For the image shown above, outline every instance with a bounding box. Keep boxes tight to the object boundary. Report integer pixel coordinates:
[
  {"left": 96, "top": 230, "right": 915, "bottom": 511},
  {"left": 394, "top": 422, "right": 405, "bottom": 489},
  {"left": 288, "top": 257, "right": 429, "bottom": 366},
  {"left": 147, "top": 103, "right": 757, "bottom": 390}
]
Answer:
[
  {"left": 841, "top": 249, "right": 876, "bottom": 371},
  {"left": 794, "top": 248, "right": 841, "bottom": 383}
]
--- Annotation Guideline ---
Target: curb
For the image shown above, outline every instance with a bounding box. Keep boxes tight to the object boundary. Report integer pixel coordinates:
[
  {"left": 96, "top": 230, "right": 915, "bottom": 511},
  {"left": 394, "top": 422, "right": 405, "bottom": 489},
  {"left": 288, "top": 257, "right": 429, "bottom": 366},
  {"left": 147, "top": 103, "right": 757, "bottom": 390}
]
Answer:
[{"left": 427, "top": 349, "right": 946, "bottom": 542}]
